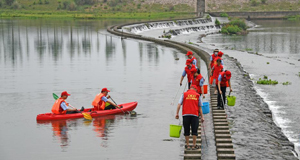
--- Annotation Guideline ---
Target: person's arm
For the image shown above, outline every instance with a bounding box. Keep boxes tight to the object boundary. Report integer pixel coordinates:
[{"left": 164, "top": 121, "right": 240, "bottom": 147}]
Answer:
[
  {"left": 218, "top": 75, "right": 222, "bottom": 94},
  {"left": 221, "top": 60, "right": 224, "bottom": 65},
  {"left": 193, "top": 59, "right": 197, "bottom": 66},
  {"left": 61, "top": 102, "right": 76, "bottom": 111},
  {"left": 175, "top": 95, "right": 183, "bottom": 119},
  {"left": 229, "top": 79, "right": 232, "bottom": 92},
  {"left": 199, "top": 78, "right": 205, "bottom": 98},
  {"left": 198, "top": 97, "right": 204, "bottom": 122},
  {"left": 210, "top": 66, "right": 214, "bottom": 77},
  {"left": 102, "top": 96, "right": 119, "bottom": 108},
  {"left": 180, "top": 70, "right": 186, "bottom": 86}
]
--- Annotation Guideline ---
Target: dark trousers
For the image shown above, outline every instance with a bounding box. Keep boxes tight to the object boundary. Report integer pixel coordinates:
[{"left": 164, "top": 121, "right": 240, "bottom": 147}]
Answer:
[
  {"left": 183, "top": 116, "right": 199, "bottom": 136},
  {"left": 66, "top": 110, "right": 81, "bottom": 114},
  {"left": 188, "top": 82, "right": 191, "bottom": 89},
  {"left": 104, "top": 105, "right": 116, "bottom": 110},
  {"left": 217, "top": 86, "right": 226, "bottom": 108}
]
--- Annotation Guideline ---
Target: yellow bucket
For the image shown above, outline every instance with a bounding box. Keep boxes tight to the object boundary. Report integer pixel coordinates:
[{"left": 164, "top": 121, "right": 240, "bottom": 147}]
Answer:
[
  {"left": 170, "top": 124, "right": 182, "bottom": 138},
  {"left": 227, "top": 95, "right": 236, "bottom": 106}
]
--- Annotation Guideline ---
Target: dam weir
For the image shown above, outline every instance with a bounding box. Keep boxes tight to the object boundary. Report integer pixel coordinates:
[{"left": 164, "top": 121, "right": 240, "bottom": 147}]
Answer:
[{"left": 108, "top": 17, "right": 235, "bottom": 160}]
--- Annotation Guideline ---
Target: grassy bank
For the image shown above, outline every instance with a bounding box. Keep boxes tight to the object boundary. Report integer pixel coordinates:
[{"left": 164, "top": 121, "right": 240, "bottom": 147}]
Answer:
[
  {"left": 0, "top": 0, "right": 196, "bottom": 19},
  {"left": 0, "top": 10, "right": 195, "bottom": 19}
]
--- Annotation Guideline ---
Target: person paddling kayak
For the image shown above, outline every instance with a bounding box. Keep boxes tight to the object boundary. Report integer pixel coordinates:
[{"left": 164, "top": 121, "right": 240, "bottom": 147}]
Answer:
[
  {"left": 175, "top": 85, "right": 204, "bottom": 150},
  {"left": 92, "top": 88, "right": 119, "bottom": 111},
  {"left": 191, "top": 68, "right": 205, "bottom": 98},
  {"left": 217, "top": 70, "right": 233, "bottom": 109},
  {"left": 210, "top": 58, "right": 224, "bottom": 94},
  {"left": 180, "top": 59, "right": 196, "bottom": 89},
  {"left": 186, "top": 51, "right": 197, "bottom": 67},
  {"left": 51, "top": 91, "right": 83, "bottom": 114}
]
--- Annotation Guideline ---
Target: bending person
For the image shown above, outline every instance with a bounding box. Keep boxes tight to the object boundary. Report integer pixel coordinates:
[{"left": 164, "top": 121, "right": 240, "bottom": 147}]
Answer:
[
  {"left": 180, "top": 59, "right": 196, "bottom": 89},
  {"left": 92, "top": 88, "right": 119, "bottom": 111},
  {"left": 217, "top": 70, "right": 233, "bottom": 109},
  {"left": 175, "top": 85, "right": 204, "bottom": 150}
]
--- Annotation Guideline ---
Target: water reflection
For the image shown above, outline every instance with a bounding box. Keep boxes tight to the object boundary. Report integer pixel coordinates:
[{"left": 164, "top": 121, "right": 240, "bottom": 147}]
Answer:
[{"left": 205, "top": 20, "right": 300, "bottom": 55}]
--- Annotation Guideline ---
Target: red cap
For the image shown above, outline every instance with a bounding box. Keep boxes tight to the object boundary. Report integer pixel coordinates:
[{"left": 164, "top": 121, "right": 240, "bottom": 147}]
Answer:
[
  {"left": 186, "top": 51, "right": 193, "bottom": 56},
  {"left": 186, "top": 59, "right": 193, "bottom": 65},
  {"left": 225, "top": 70, "right": 231, "bottom": 80},
  {"left": 61, "top": 91, "right": 71, "bottom": 97},
  {"left": 101, "top": 88, "right": 110, "bottom": 92},
  {"left": 191, "top": 68, "right": 197, "bottom": 74},
  {"left": 218, "top": 51, "right": 223, "bottom": 57},
  {"left": 190, "top": 85, "right": 198, "bottom": 89}
]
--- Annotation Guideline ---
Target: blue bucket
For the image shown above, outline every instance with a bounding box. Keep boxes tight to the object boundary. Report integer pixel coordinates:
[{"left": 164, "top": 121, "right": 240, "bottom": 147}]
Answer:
[{"left": 202, "top": 102, "right": 210, "bottom": 114}]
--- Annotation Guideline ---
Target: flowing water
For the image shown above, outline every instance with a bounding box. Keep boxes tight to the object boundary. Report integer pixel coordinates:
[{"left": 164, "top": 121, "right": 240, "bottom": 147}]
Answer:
[
  {"left": 202, "top": 20, "right": 300, "bottom": 157},
  {"left": 0, "top": 19, "right": 190, "bottom": 160}
]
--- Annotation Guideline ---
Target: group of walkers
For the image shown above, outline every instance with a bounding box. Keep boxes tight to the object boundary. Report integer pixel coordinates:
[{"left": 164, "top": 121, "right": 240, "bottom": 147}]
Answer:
[
  {"left": 51, "top": 88, "right": 120, "bottom": 115},
  {"left": 175, "top": 49, "right": 233, "bottom": 150}
]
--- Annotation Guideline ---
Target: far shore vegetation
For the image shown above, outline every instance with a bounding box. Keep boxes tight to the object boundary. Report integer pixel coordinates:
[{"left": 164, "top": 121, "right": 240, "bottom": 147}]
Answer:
[
  {"left": 221, "top": 18, "right": 248, "bottom": 35},
  {"left": 0, "top": 0, "right": 196, "bottom": 19}
]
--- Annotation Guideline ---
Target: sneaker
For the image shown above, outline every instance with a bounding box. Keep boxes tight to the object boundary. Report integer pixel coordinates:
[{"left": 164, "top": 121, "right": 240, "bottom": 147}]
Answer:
[
  {"left": 217, "top": 106, "right": 221, "bottom": 109},
  {"left": 80, "top": 106, "right": 85, "bottom": 111}
]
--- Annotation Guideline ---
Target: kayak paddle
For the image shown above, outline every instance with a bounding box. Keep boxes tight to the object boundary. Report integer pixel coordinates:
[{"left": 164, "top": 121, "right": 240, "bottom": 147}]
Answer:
[
  {"left": 52, "top": 93, "right": 92, "bottom": 120},
  {"left": 110, "top": 96, "right": 127, "bottom": 114}
]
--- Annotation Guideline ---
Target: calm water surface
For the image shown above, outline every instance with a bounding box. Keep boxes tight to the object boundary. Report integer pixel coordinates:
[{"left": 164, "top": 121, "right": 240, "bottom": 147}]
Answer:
[{"left": 0, "top": 19, "right": 188, "bottom": 160}]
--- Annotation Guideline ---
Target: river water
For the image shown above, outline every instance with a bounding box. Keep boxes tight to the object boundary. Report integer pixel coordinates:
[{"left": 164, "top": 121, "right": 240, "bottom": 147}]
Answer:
[
  {"left": 0, "top": 19, "right": 189, "bottom": 160},
  {"left": 202, "top": 20, "right": 300, "bottom": 157}
]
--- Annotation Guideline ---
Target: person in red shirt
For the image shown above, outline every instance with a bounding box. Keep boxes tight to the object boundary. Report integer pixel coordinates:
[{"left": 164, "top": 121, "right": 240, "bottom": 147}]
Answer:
[
  {"left": 217, "top": 70, "right": 233, "bottom": 109},
  {"left": 175, "top": 85, "right": 204, "bottom": 150},
  {"left": 186, "top": 51, "right": 197, "bottom": 66},
  {"left": 210, "top": 58, "right": 224, "bottom": 94},
  {"left": 191, "top": 68, "right": 205, "bottom": 99},
  {"left": 180, "top": 59, "right": 196, "bottom": 89}
]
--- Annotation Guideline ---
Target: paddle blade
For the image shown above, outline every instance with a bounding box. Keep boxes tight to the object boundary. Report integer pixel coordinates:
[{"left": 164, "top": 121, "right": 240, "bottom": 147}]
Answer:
[
  {"left": 82, "top": 113, "right": 92, "bottom": 120},
  {"left": 53, "top": 93, "right": 59, "bottom": 100}
]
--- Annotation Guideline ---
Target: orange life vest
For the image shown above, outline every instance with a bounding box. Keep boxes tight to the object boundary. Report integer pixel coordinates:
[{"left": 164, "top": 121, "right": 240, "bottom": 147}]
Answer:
[
  {"left": 92, "top": 93, "right": 106, "bottom": 111},
  {"left": 191, "top": 74, "right": 203, "bottom": 94},
  {"left": 51, "top": 98, "right": 67, "bottom": 115},
  {"left": 182, "top": 89, "right": 200, "bottom": 116}
]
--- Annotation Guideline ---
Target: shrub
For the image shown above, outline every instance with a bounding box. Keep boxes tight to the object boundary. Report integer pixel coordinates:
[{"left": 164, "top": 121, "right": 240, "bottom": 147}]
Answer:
[
  {"left": 104, "top": 5, "right": 107, "bottom": 9},
  {"left": 68, "top": 1, "right": 76, "bottom": 10},
  {"left": 5, "top": 0, "right": 14, "bottom": 5},
  {"left": 12, "top": 0, "right": 20, "bottom": 9},
  {"left": 44, "top": 0, "right": 49, "bottom": 4},
  {"left": 261, "top": 0, "right": 267, "bottom": 4},
  {"left": 215, "top": 18, "right": 221, "bottom": 25},
  {"left": 62, "top": 0, "right": 70, "bottom": 9},
  {"left": 137, "top": 3, "right": 141, "bottom": 9},
  {"left": 250, "top": 0, "right": 259, "bottom": 6},
  {"left": 229, "top": 18, "right": 247, "bottom": 30},
  {"left": 206, "top": 15, "right": 211, "bottom": 19},
  {"left": 226, "top": 25, "right": 241, "bottom": 34},
  {"left": 169, "top": 5, "right": 174, "bottom": 11},
  {"left": 282, "top": 81, "right": 291, "bottom": 85},
  {"left": 39, "top": 0, "right": 42, "bottom": 4},
  {"left": 220, "top": 12, "right": 228, "bottom": 17},
  {"left": 0, "top": 1, "right": 2, "bottom": 7}
]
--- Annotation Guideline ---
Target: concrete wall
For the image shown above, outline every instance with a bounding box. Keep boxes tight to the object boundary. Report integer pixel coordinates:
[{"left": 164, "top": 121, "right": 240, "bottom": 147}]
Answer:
[
  {"left": 209, "top": 11, "right": 300, "bottom": 19},
  {"left": 197, "top": 0, "right": 206, "bottom": 16}
]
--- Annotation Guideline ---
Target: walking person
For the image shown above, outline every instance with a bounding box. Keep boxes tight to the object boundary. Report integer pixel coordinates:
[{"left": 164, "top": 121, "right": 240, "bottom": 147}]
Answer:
[
  {"left": 210, "top": 58, "right": 224, "bottom": 94},
  {"left": 217, "top": 70, "right": 233, "bottom": 109},
  {"left": 175, "top": 85, "right": 204, "bottom": 150},
  {"left": 180, "top": 59, "right": 196, "bottom": 89},
  {"left": 191, "top": 68, "right": 205, "bottom": 98},
  {"left": 186, "top": 51, "right": 197, "bottom": 67}
]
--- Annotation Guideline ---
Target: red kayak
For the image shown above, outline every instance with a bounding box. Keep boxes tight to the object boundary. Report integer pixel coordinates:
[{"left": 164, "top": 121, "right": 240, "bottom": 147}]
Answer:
[{"left": 36, "top": 102, "right": 137, "bottom": 121}]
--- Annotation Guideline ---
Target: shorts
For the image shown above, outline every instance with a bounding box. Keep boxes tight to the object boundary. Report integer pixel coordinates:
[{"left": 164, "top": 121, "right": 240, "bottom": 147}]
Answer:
[{"left": 183, "top": 116, "right": 199, "bottom": 136}]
